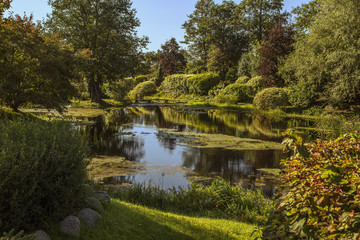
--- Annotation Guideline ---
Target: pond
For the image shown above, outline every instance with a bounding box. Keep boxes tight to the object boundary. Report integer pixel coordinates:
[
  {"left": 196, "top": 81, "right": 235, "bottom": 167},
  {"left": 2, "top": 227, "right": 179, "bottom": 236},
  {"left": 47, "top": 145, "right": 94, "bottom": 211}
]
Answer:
[{"left": 81, "top": 104, "right": 315, "bottom": 196}]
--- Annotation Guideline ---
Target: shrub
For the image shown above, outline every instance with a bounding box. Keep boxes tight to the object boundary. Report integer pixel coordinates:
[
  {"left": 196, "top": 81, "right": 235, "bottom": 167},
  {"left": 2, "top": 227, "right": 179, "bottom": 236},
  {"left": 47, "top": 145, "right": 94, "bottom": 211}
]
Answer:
[
  {"left": 160, "top": 74, "right": 194, "bottom": 94},
  {"left": 134, "top": 75, "right": 148, "bottom": 86},
  {"left": 132, "top": 80, "right": 157, "bottom": 98},
  {"left": 215, "top": 83, "right": 254, "bottom": 104},
  {"left": 235, "top": 76, "right": 250, "bottom": 85},
  {"left": 187, "top": 72, "right": 220, "bottom": 95},
  {"left": 225, "top": 67, "right": 238, "bottom": 83},
  {"left": 105, "top": 78, "right": 133, "bottom": 101},
  {"left": 253, "top": 87, "right": 289, "bottom": 110},
  {"left": 247, "top": 76, "right": 265, "bottom": 91},
  {"left": 264, "top": 131, "right": 360, "bottom": 239},
  {"left": 108, "top": 178, "right": 273, "bottom": 225},
  {"left": 0, "top": 119, "right": 89, "bottom": 232}
]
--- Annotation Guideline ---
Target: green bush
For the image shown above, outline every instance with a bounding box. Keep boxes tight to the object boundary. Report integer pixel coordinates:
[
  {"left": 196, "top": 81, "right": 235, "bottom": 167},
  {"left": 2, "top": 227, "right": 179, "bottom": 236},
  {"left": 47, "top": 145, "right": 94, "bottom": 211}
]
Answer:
[
  {"left": 235, "top": 76, "right": 250, "bottom": 85},
  {"left": 253, "top": 87, "right": 289, "bottom": 110},
  {"left": 0, "top": 119, "right": 89, "bottom": 232},
  {"left": 247, "top": 76, "right": 265, "bottom": 92},
  {"left": 265, "top": 131, "right": 360, "bottom": 239},
  {"left": 108, "top": 178, "right": 273, "bottom": 225},
  {"left": 187, "top": 72, "right": 220, "bottom": 95},
  {"left": 132, "top": 80, "right": 157, "bottom": 98},
  {"left": 0, "top": 230, "right": 34, "bottom": 240},
  {"left": 105, "top": 78, "right": 133, "bottom": 101},
  {"left": 134, "top": 75, "right": 148, "bottom": 86},
  {"left": 215, "top": 83, "right": 254, "bottom": 104},
  {"left": 160, "top": 74, "right": 194, "bottom": 94},
  {"left": 225, "top": 67, "right": 238, "bottom": 83}
]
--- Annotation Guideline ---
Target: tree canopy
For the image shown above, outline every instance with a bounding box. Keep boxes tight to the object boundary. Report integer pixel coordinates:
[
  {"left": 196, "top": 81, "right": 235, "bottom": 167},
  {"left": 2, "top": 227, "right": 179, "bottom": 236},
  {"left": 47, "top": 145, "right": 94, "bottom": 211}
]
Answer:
[
  {"left": 0, "top": 14, "right": 76, "bottom": 111},
  {"left": 47, "top": 0, "right": 148, "bottom": 103}
]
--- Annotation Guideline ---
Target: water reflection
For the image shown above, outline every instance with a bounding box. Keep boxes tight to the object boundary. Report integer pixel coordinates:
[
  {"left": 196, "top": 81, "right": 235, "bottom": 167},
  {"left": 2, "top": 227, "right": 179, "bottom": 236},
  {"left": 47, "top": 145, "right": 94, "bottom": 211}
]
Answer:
[{"left": 81, "top": 105, "right": 313, "bottom": 194}]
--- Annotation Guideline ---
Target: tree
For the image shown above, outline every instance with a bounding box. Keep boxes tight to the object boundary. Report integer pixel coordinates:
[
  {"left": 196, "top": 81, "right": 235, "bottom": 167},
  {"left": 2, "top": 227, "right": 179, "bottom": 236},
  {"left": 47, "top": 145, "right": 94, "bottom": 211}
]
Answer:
[
  {"left": 258, "top": 23, "right": 294, "bottom": 87},
  {"left": 281, "top": 0, "right": 360, "bottom": 107},
  {"left": 209, "top": 0, "right": 248, "bottom": 70},
  {"left": 182, "top": 0, "right": 215, "bottom": 71},
  {"left": 235, "top": 0, "right": 285, "bottom": 43},
  {"left": 0, "top": 14, "right": 76, "bottom": 111},
  {"left": 0, "top": 0, "right": 11, "bottom": 17},
  {"left": 47, "top": 0, "right": 148, "bottom": 103},
  {"left": 158, "top": 38, "right": 186, "bottom": 76},
  {"left": 154, "top": 63, "right": 164, "bottom": 86},
  {"left": 291, "top": 0, "right": 320, "bottom": 35}
]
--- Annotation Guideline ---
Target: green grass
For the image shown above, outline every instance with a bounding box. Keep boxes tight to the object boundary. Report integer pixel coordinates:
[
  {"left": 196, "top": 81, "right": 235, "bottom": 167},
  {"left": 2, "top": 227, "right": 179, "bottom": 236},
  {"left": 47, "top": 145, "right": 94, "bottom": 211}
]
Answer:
[{"left": 51, "top": 199, "right": 260, "bottom": 240}]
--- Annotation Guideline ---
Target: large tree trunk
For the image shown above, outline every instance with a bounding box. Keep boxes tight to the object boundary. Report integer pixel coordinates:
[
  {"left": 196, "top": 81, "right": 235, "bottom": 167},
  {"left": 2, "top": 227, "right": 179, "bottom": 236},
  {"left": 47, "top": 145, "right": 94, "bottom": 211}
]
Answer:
[{"left": 89, "top": 74, "right": 102, "bottom": 103}]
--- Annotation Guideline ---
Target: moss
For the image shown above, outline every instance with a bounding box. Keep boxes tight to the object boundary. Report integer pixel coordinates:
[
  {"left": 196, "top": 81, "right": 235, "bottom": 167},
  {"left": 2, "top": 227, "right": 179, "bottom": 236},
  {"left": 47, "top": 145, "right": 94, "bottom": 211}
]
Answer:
[
  {"left": 158, "top": 129, "right": 284, "bottom": 150},
  {"left": 257, "top": 168, "right": 281, "bottom": 176},
  {"left": 87, "top": 155, "right": 148, "bottom": 181}
]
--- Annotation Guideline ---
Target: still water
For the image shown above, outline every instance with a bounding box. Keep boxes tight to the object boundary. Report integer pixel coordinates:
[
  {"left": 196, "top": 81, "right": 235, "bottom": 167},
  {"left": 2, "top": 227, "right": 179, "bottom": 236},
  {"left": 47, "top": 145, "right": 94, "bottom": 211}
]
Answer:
[{"left": 81, "top": 104, "right": 314, "bottom": 195}]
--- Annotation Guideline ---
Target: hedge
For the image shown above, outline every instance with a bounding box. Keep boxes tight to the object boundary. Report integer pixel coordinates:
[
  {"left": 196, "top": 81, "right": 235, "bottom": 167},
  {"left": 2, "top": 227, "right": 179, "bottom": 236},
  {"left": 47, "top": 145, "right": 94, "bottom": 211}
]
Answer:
[
  {"left": 187, "top": 72, "right": 220, "bottom": 95},
  {"left": 253, "top": 87, "right": 289, "bottom": 110}
]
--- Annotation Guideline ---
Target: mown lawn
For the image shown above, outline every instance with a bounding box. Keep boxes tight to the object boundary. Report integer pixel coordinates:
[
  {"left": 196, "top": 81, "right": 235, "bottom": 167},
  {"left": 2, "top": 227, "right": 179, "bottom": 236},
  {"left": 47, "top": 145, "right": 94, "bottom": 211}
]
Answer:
[{"left": 51, "top": 199, "right": 259, "bottom": 240}]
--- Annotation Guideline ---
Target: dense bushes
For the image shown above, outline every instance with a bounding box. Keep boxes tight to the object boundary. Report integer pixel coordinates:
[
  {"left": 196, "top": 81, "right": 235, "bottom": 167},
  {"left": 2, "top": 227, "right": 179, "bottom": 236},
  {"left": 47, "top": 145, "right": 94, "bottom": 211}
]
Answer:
[
  {"left": 187, "top": 72, "right": 220, "bottom": 95},
  {"left": 253, "top": 87, "right": 289, "bottom": 110},
  {"left": 105, "top": 78, "right": 133, "bottom": 101},
  {"left": 0, "top": 119, "right": 89, "bottom": 232},
  {"left": 131, "top": 81, "right": 157, "bottom": 98},
  {"left": 247, "top": 76, "right": 265, "bottom": 91},
  {"left": 235, "top": 76, "right": 250, "bottom": 85},
  {"left": 109, "top": 178, "right": 273, "bottom": 225},
  {"left": 215, "top": 84, "right": 254, "bottom": 104},
  {"left": 265, "top": 132, "right": 360, "bottom": 239},
  {"left": 160, "top": 74, "right": 194, "bottom": 94},
  {"left": 134, "top": 75, "right": 148, "bottom": 86}
]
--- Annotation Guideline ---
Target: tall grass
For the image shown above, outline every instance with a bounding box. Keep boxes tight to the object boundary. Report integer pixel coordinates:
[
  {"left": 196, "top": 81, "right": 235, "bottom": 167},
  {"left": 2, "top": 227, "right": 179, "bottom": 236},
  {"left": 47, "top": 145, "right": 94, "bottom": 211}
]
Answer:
[{"left": 107, "top": 178, "right": 273, "bottom": 225}]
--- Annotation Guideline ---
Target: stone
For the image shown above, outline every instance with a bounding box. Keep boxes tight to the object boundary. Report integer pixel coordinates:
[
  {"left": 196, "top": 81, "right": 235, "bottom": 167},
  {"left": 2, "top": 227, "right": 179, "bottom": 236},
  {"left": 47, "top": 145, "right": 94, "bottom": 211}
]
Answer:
[
  {"left": 85, "top": 197, "right": 105, "bottom": 214},
  {"left": 59, "top": 215, "right": 80, "bottom": 238},
  {"left": 93, "top": 191, "right": 111, "bottom": 205},
  {"left": 78, "top": 208, "right": 102, "bottom": 228},
  {"left": 32, "top": 230, "right": 51, "bottom": 240}
]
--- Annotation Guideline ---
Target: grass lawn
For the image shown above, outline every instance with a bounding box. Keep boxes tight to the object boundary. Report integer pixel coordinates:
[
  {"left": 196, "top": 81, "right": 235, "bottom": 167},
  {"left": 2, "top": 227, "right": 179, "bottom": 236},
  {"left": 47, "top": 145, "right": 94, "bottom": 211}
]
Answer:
[{"left": 51, "top": 199, "right": 259, "bottom": 240}]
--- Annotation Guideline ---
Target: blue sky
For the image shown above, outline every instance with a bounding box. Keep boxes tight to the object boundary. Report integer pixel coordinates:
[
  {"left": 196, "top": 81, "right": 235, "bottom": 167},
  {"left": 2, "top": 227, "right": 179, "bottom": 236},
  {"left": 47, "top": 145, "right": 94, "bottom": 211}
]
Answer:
[{"left": 6, "top": 0, "right": 309, "bottom": 52}]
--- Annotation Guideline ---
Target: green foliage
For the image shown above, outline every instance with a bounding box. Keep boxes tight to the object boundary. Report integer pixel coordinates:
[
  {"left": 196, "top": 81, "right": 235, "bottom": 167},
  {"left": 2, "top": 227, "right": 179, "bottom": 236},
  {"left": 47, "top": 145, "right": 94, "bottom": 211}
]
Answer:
[
  {"left": 159, "top": 38, "right": 186, "bottom": 76},
  {"left": 0, "top": 15, "right": 76, "bottom": 111},
  {"left": 0, "top": 119, "right": 89, "bottom": 232},
  {"left": 235, "top": 76, "right": 250, "bottom": 85},
  {"left": 109, "top": 178, "right": 273, "bottom": 225},
  {"left": 105, "top": 78, "right": 133, "bottom": 101},
  {"left": 0, "top": 230, "right": 34, "bottom": 240},
  {"left": 187, "top": 72, "right": 220, "bottom": 95},
  {"left": 131, "top": 81, "right": 157, "bottom": 98},
  {"left": 47, "top": 0, "right": 148, "bottom": 103},
  {"left": 215, "top": 84, "right": 254, "bottom": 104},
  {"left": 237, "top": 49, "right": 260, "bottom": 78},
  {"left": 281, "top": 0, "right": 360, "bottom": 106},
  {"left": 154, "top": 64, "right": 164, "bottom": 86},
  {"left": 247, "top": 76, "right": 265, "bottom": 90},
  {"left": 134, "top": 75, "right": 148, "bottom": 86},
  {"left": 0, "top": 232, "right": 32, "bottom": 240},
  {"left": 160, "top": 74, "right": 194, "bottom": 94},
  {"left": 253, "top": 87, "right": 289, "bottom": 110},
  {"left": 265, "top": 132, "right": 360, "bottom": 239},
  {"left": 225, "top": 66, "right": 238, "bottom": 83},
  {"left": 235, "top": 0, "right": 286, "bottom": 43}
]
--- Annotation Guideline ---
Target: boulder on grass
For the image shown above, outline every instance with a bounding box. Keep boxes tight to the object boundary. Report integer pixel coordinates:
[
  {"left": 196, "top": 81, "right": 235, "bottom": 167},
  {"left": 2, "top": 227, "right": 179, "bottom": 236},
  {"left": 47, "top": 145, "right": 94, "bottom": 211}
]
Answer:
[
  {"left": 32, "top": 230, "right": 51, "bottom": 240},
  {"left": 93, "top": 191, "right": 111, "bottom": 205},
  {"left": 59, "top": 216, "right": 80, "bottom": 238},
  {"left": 78, "top": 208, "right": 102, "bottom": 228},
  {"left": 85, "top": 197, "right": 105, "bottom": 214}
]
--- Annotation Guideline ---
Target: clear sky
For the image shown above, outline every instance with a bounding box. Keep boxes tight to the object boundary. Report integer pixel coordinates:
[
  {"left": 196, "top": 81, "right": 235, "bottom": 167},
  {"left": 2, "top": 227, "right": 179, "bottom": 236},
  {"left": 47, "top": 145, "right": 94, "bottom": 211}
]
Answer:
[{"left": 6, "top": 0, "right": 309, "bottom": 52}]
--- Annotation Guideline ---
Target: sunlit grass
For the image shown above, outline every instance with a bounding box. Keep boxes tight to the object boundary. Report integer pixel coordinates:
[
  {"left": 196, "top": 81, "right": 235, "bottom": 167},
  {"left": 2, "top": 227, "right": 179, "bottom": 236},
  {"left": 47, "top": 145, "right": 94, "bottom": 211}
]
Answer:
[{"left": 51, "top": 199, "right": 260, "bottom": 240}]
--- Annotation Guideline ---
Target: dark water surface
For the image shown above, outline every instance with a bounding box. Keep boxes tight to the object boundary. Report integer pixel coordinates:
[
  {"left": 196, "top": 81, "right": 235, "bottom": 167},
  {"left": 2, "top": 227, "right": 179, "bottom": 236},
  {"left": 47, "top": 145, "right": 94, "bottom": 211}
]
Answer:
[{"left": 81, "top": 104, "right": 314, "bottom": 195}]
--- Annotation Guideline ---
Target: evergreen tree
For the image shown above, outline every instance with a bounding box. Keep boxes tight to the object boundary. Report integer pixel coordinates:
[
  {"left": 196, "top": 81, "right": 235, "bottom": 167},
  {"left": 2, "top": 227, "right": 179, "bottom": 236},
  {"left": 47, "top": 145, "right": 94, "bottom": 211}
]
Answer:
[{"left": 159, "top": 38, "right": 186, "bottom": 76}]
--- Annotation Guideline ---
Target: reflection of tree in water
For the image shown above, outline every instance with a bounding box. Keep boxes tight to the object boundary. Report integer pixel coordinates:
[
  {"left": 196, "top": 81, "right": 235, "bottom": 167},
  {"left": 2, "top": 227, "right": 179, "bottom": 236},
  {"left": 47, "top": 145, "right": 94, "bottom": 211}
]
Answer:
[
  {"left": 82, "top": 113, "right": 145, "bottom": 161},
  {"left": 156, "top": 132, "right": 177, "bottom": 152},
  {"left": 103, "top": 175, "right": 135, "bottom": 185},
  {"left": 182, "top": 148, "right": 283, "bottom": 183}
]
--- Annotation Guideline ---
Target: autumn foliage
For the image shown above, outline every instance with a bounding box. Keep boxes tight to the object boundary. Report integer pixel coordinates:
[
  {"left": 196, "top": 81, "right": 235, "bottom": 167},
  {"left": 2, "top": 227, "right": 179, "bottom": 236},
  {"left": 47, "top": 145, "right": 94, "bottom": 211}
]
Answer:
[{"left": 265, "top": 131, "right": 360, "bottom": 239}]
